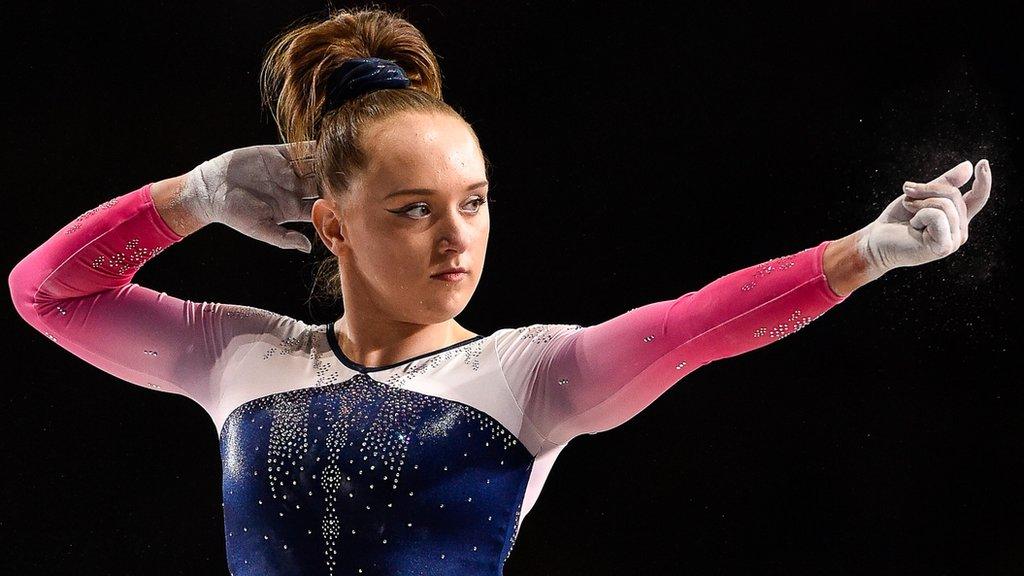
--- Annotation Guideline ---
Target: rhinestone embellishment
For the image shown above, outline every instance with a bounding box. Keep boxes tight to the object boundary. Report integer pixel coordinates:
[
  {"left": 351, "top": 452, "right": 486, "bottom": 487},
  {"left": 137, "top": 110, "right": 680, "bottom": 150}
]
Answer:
[
  {"left": 88, "top": 237, "right": 166, "bottom": 274},
  {"left": 64, "top": 197, "right": 120, "bottom": 235},
  {"left": 741, "top": 253, "right": 797, "bottom": 291},
  {"left": 221, "top": 371, "right": 530, "bottom": 574},
  {"left": 753, "top": 309, "right": 823, "bottom": 340}
]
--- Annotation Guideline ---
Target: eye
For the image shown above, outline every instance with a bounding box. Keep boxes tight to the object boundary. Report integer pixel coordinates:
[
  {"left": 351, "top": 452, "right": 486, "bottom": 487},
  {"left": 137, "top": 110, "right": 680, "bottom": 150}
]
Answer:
[
  {"left": 401, "top": 204, "right": 430, "bottom": 219},
  {"left": 467, "top": 197, "right": 489, "bottom": 211},
  {"left": 390, "top": 196, "right": 490, "bottom": 220}
]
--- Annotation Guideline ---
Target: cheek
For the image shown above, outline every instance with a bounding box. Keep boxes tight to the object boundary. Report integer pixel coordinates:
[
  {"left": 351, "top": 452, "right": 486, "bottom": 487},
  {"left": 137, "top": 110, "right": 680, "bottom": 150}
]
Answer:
[
  {"left": 375, "top": 238, "right": 429, "bottom": 286},
  {"left": 475, "top": 223, "right": 490, "bottom": 255},
  {"left": 349, "top": 229, "right": 412, "bottom": 286}
]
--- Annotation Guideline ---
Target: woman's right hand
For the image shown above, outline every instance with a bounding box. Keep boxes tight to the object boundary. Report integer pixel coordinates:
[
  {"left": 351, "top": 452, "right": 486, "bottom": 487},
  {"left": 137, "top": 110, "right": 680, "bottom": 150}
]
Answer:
[{"left": 179, "top": 142, "right": 320, "bottom": 252}]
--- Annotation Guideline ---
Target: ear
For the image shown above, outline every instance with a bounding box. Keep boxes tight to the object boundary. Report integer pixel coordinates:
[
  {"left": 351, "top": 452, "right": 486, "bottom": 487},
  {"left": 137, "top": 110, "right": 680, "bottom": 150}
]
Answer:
[{"left": 311, "top": 198, "right": 344, "bottom": 255}]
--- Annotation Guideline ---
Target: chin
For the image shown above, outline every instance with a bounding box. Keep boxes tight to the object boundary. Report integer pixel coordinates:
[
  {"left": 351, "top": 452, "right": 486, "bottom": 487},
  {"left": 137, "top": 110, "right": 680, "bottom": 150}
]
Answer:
[
  {"left": 422, "top": 297, "right": 471, "bottom": 320},
  {"left": 411, "top": 308, "right": 464, "bottom": 326}
]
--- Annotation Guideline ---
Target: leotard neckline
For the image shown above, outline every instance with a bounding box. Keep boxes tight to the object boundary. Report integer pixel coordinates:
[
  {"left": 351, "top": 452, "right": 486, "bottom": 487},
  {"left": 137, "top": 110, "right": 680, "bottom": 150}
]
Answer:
[{"left": 324, "top": 323, "right": 486, "bottom": 373}]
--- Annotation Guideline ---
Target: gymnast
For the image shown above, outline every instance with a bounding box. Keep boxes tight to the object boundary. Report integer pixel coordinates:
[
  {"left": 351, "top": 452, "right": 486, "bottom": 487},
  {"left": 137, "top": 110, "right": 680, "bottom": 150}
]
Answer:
[{"left": 8, "top": 7, "right": 993, "bottom": 576}]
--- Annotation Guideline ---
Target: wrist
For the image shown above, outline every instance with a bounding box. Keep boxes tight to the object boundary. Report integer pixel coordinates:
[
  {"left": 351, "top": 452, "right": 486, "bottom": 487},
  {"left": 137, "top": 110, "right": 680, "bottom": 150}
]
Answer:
[
  {"left": 823, "top": 229, "right": 885, "bottom": 297},
  {"left": 151, "top": 173, "right": 209, "bottom": 237}
]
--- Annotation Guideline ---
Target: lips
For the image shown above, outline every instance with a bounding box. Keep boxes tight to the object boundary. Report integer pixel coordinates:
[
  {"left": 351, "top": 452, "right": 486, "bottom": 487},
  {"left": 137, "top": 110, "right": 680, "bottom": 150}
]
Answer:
[{"left": 431, "top": 267, "right": 467, "bottom": 277}]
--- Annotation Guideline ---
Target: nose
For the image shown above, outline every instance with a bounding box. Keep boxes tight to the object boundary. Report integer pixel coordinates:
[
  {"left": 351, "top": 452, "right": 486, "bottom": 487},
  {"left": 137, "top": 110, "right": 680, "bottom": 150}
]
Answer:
[{"left": 435, "top": 205, "right": 478, "bottom": 252}]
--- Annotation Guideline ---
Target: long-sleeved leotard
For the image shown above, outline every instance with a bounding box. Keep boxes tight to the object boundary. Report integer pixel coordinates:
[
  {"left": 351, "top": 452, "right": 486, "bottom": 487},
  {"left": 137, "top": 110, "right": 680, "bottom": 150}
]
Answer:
[{"left": 9, "top": 182, "right": 848, "bottom": 576}]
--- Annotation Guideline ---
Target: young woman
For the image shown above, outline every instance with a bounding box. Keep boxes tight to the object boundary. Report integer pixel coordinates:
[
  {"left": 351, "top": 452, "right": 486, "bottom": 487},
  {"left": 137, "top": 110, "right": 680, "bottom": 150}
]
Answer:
[{"left": 8, "top": 7, "right": 992, "bottom": 576}]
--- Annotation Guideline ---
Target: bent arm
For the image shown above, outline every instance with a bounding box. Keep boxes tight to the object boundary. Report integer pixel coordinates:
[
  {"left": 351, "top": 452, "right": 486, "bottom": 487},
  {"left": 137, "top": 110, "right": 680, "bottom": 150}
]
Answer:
[
  {"left": 8, "top": 182, "right": 284, "bottom": 420},
  {"left": 496, "top": 240, "right": 849, "bottom": 446}
]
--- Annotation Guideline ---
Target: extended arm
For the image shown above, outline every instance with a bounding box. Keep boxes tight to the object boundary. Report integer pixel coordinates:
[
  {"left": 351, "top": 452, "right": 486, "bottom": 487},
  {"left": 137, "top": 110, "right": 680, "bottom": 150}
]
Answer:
[
  {"left": 498, "top": 158, "right": 992, "bottom": 447},
  {"left": 496, "top": 240, "right": 850, "bottom": 446}
]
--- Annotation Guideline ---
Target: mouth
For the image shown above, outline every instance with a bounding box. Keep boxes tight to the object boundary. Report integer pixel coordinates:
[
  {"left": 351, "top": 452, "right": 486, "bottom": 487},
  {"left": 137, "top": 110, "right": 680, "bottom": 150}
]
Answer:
[{"left": 431, "top": 267, "right": 468, "bottom": 281}]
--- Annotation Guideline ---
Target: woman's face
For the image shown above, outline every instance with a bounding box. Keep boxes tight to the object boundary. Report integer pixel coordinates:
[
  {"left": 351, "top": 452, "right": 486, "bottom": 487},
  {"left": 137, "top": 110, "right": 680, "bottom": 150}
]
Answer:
[{"left": 315, "top": 111, "right": 490, "bottom": 326}]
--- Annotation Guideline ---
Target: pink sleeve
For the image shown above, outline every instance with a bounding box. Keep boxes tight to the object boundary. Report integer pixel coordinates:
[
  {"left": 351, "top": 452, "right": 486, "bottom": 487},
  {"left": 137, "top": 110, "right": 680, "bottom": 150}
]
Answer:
[
  {"left": 494, "top": 241, "right": 849, "bottom": 446},
  {"left": 8, "top": 183, "right": 286, "bottom": 420}
]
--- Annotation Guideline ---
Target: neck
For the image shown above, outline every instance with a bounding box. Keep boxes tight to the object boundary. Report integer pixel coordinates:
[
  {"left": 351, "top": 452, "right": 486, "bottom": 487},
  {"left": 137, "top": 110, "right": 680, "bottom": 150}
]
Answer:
[{"left": 333, "top": 315, "right": 477, "bottom": 369}]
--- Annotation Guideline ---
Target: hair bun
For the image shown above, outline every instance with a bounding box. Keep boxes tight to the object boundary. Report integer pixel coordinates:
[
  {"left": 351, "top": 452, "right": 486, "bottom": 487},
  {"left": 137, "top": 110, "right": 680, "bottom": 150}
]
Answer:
[
  {"left": 260, "top": 8, "right": 443, "bottom": 144},
  {"left": 323, "top": 57, "right": 411, "bottom": 112}
]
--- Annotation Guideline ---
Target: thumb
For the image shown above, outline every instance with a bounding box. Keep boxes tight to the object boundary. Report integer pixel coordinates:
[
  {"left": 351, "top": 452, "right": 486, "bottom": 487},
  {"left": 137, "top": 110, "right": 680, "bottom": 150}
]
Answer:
[
  {"left": 244, "top": 220, "right": 312, "bottom": 253},
  {"left": 285, "top": 231, "right": 313, "bottom": 253}
]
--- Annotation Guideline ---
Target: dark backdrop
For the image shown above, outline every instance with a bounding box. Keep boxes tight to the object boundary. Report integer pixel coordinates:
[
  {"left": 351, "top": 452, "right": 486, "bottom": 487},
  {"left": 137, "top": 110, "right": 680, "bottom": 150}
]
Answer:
[{"left": 3, "top": 1, "right": 1021, "bottom": 574}]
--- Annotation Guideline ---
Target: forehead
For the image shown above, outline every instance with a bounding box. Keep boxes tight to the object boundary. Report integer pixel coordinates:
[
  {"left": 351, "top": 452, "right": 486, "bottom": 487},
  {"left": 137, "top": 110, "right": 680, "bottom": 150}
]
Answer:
[{"left": 360, "top": 112, "right": 484, "bottom": 194}]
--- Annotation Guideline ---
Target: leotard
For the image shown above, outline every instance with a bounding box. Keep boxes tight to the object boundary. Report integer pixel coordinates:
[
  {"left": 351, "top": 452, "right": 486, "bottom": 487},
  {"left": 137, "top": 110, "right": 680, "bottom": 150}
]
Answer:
[{"left": 9, "top": 182, "right": 848, "bottom": 575}]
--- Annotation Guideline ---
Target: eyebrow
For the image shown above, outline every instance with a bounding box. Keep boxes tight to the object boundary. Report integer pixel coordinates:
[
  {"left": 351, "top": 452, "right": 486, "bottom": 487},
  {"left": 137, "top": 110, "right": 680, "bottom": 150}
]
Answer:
[{"left": 384, "top": 181, "right": 489, "bottom": 200}]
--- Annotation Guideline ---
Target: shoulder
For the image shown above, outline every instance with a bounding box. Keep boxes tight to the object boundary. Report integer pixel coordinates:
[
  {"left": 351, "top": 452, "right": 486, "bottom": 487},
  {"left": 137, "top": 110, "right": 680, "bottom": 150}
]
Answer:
[
  {"left": 198, "top": 302, "right": 314, "bottom": 366},
  {"left": 489, "top": 322, "right": 583, "bottom": 366},
  {"left": 491, "top": 323, "right": 583, "bottom": 344}
]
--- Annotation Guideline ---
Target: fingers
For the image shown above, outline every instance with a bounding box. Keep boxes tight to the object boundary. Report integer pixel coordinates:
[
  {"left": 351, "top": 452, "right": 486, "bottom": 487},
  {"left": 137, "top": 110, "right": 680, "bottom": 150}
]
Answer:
[
  {"left": 879, "top": 194, "right": 915, "bottom": 224},
  {"left": 909, "top": 207, "right": 955, "bottom": 257},
  {"left": 300, "top": 195, "right": 319, "bottom": 213},
  {"left": 274, "top": 140, "right": 315, "bottom": 160},
  {"left": 287, "top": 155, "right": 317, "bottom": 180},
  {"left": 244, "top": 218, "right": 313, "bottom": 253},
  {"left": 902, "top": 195, "right": 963, "bottom": 246},
  {"left": 902, "top": 181, "right": 967, "bottom": 241},
  {"left": 276, "top": 141, "right": 317, "bottom": 180},
  {"left": 292, "top": 172, "right": 320, "bottom": 200},
  {"left": 904, "top": 160, "right": 973, "bottom": 237},
  {"left": 927, "top": 159, "right": 974, "bottom": 188},
  {"left": 265, "top": 146, "right": 320, "bottom": 199},
  {"left": 902, "top": 158, "right": 994, "bottom": 246},
  {"left": 963, "top": 159, "right": 992, "bottom": 221},
  {"left": 278, "top": 197, "right": 319, "bottom": 224}
]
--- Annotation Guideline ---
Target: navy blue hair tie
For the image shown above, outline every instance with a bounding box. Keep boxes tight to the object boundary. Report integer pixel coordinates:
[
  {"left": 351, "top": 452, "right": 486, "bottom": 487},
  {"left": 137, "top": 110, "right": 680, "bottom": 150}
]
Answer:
[{"left": 323, "top": 57, "right": 411, "bottom": 111}]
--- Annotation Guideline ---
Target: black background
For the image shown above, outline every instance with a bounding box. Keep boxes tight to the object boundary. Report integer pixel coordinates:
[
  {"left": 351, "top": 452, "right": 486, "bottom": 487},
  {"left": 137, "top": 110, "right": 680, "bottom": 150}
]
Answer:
[{"left": 3, "top": 1, "right": 1021, "bottom": 574}]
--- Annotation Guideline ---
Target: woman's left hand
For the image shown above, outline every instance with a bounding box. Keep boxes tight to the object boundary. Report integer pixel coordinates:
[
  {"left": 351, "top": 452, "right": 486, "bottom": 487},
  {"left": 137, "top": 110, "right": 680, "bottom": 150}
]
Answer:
[{"left": 854, "top": 159, "right": 993, "bottom": 276}]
